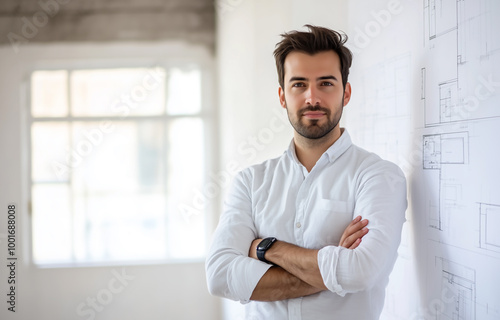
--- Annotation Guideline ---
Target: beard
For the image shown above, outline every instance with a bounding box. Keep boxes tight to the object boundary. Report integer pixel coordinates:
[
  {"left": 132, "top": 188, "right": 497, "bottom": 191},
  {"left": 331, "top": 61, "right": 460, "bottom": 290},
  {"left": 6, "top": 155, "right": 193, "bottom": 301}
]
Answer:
[{"left": 286, "top": 99, "right": 344, "bottom": 140}]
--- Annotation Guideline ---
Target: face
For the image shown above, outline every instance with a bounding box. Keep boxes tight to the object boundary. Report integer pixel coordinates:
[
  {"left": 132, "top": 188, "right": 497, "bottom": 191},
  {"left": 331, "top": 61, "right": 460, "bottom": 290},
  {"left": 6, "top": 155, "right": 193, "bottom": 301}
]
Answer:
[{"left": 279, "top": 50, "right": 351, "bottom": 141}]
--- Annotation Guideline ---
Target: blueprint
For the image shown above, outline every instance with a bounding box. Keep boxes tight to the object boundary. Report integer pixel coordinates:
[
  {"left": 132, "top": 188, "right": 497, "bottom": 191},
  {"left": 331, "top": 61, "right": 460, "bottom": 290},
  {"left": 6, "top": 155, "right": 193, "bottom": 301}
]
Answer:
[{"left": 346, "top": 0, "right": 500, "bottom": 319}]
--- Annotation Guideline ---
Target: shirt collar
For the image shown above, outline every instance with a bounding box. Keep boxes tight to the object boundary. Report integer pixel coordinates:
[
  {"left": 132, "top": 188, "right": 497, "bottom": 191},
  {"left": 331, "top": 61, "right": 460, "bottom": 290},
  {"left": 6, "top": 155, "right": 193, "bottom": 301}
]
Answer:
[{"left": 286, "top": 128, "right": 353, "bottom": 165}]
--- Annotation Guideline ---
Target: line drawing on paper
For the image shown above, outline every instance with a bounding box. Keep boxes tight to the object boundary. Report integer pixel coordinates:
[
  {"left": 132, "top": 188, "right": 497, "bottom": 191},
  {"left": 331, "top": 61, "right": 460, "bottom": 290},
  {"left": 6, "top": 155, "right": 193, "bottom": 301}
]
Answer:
[
  {"left": 436, "top": 258, "right": 476, "bottom": 320},
  {"left": 422, "top": 0, "right": 500, "bottom": 127},
  {"left": 478, "top": 203, "right": 500, "bottom": 253},
  {"left": 423, "top": 132, "right": 469, "bottom": 230}
]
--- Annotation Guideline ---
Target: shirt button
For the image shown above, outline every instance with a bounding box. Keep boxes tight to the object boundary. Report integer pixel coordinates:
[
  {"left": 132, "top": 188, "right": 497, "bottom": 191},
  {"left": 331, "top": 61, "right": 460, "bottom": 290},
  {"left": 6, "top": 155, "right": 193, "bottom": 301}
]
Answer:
[{"left": 296, "top": 222, "right": 301, "bottom": 228}]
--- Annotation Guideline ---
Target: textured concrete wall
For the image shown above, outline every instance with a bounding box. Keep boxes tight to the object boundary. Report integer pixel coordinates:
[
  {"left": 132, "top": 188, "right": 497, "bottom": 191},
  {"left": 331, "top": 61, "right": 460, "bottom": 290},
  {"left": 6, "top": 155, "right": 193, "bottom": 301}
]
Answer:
[{"left": 0, "top": 0, "right": 215, "bottom": 50}]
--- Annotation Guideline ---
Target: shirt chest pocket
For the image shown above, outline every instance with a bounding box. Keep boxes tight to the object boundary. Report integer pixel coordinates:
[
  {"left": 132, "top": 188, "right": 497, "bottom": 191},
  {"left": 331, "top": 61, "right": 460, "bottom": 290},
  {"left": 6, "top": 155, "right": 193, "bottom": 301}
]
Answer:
[{"left": 304, "top": 199, "right": 354, "bottom": 247}]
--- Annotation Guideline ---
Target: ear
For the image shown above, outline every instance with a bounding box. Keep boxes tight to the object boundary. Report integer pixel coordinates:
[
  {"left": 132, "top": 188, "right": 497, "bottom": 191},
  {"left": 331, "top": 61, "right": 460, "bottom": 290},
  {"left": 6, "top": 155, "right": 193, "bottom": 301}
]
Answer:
[
  {"left": 343, "top": 82, "right": 352, "bottom": 107},
  {"left": 278, "top": 86, "right": 286, "bottom": 109}
]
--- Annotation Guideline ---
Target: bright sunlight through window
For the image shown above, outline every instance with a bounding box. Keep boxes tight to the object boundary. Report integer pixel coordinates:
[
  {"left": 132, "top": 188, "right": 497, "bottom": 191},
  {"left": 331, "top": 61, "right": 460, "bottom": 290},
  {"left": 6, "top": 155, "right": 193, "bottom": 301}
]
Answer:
[{"left": 30, "top": 66, "right": 209, "bottom": 266}]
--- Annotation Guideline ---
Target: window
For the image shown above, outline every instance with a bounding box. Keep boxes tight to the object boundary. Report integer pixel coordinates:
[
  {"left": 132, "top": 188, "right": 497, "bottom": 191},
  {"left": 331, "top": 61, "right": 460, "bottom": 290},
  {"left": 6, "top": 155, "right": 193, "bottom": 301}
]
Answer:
[{"left": 29, "top": 65, "right": 212, "bottom": 265}]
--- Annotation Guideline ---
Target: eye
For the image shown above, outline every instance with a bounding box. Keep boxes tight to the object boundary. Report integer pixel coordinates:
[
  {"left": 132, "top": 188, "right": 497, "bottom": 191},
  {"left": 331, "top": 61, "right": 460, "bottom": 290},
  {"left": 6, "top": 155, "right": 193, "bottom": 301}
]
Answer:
[
  {"left": 292, "top": 82, "right": 305, "bottom": 88},
  {"left": 321, "top": 81, "right": 333, "bottom": 86}
]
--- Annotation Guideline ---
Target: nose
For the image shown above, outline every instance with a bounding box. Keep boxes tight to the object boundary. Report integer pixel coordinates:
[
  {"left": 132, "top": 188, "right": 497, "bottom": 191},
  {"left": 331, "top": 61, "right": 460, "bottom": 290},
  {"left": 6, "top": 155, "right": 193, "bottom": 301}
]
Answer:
[{"left": 305, "top": 86, "right": 321, "bottom": 106}]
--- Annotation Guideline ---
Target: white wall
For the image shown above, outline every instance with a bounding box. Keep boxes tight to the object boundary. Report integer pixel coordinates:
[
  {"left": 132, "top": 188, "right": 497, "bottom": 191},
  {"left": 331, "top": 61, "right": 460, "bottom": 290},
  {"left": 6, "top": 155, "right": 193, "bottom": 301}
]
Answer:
[{"left": 0, "top": 42, "right": 220, "bottom": 320}]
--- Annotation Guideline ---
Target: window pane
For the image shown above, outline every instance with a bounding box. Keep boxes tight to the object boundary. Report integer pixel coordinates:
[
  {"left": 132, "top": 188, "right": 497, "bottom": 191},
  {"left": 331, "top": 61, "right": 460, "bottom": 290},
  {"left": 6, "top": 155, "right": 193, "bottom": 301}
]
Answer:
[
  {"left": 70, "top": 121, "right": 165, "bottom": 190},
  {"left": 166, "top": 67, "right": 201, "bottom": 115},
  {"left": 166, "top": 118, "right": 205, "bottom": 259},
  {"left": 73, "top": 192, "right": 167, "bottom": 262},
  {"left": 70, "top": 121, "right": 166, "bottom": 262},
  {"left": 31, "top": 122, "right": 70, "bottom": 182},
  {"left": 30, "top": 66, "right": 210, "bottom": 266},
  {"left": 31, "top": 70, "right": 68, "bottom": 117},
  {"left": 32, "top": 184, "right": 72, "bottom": 264},
  {"left": 71, "top": 68, "right": 166, "bottom": 117}
]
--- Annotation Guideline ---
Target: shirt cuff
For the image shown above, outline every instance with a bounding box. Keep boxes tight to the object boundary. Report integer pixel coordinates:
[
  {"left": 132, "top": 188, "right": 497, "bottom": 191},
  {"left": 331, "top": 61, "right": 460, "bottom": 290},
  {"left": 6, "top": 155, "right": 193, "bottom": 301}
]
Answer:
[
  {"left": 233, "top": 258, "right": 273, "bottom": 304},
  {"left": 317, "top": 246, "right": 346, "bottom": 297}
]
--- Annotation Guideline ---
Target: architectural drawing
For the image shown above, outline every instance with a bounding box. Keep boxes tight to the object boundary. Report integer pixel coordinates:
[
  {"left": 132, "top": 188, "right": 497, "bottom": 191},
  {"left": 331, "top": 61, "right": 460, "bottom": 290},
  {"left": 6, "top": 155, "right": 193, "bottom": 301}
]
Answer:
[
  {"left": 422, "top": 132, "right": 469, "bottom": 230},
  {"left": 422, "top": 0, "right": 500, "bottom": 127},
  {"left": 347, "top": 1, "right": 500, "bottom": 318},
  {"left": 420, "top": 2, "right": 500, "bottom": 318},
  {"left": 436, "top": 258, "right": 476, "bottom": 320},
  {"left": 479, "top": 203, "right": 500, "bottom": 253}
]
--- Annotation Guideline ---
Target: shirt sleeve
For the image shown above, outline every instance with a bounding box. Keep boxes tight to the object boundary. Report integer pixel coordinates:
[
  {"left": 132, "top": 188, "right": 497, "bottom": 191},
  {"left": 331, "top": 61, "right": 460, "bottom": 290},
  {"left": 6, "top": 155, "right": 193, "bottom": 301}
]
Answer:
[
  {"left": 205, "top": 169, "right": 272, "bottom": 303},
  {"left": 317, "top": 160, "right": 407, "bottom": 296}
]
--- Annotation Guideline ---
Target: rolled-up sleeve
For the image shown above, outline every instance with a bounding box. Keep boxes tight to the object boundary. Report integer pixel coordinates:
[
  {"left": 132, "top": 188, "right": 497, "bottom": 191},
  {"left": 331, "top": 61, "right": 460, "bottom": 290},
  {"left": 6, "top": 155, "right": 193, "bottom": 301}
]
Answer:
[
  {"left": 317, "top": 160, "right": 407, "bottom": 296},
  {"left": 205, "top": 170, "right": 272, "bottom": 303}
]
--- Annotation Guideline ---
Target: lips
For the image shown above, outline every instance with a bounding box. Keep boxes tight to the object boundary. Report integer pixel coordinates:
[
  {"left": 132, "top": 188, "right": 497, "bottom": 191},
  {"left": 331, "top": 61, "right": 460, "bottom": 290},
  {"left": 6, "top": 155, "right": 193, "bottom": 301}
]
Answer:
[{"left": 302, "top": 111, "right": 326, "bottom": 119}]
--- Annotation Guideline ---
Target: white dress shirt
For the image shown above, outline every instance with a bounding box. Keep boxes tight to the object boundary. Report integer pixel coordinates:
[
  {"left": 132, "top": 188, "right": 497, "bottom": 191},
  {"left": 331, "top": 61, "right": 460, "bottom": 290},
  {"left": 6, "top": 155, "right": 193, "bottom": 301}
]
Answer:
[{"left": 206, "top": 129, "right": 407, "bottom": 320}]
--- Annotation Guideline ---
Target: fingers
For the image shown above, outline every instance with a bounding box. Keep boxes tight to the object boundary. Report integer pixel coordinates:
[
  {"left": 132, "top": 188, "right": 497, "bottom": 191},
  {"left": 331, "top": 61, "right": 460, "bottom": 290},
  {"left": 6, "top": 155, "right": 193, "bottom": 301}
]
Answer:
[
  {"left": 348, "top": 216, "right": 368, "bottom": 233},
  {"left": 349, "top": 237, "right": 362, "bottom": 250},
  {"left": 339, "top": 216, "right": 369, "bottom": 249},
  {"left": 349, "top": 215, "right": 362, "bottom": 226},
  {"left": 346, "top": 228, "right": 369, "bottom": 249},
  {"left": 341, "top": 226, "right": 369, "bottom": 248}
]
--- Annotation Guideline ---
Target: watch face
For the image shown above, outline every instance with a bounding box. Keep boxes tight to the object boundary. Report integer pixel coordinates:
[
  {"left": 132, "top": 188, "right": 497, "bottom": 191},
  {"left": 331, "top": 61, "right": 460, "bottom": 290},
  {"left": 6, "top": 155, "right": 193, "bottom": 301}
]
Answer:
[{"left": 257, "top": 237, "right": 276, "bottom": 251}]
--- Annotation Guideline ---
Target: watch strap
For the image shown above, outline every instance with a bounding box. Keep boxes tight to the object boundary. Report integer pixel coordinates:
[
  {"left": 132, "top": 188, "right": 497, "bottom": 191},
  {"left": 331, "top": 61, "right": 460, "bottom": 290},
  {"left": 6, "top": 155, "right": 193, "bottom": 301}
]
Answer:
[{"left": 257, "top": 237, "right": 277, "bottom": 264}]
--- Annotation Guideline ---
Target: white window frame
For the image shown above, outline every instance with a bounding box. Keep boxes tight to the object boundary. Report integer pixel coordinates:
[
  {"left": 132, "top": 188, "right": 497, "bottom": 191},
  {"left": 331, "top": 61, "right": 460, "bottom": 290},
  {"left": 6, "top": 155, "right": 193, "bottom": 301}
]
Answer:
[{"left": 22, "top": 42, "right": 217, "bottom": 268}]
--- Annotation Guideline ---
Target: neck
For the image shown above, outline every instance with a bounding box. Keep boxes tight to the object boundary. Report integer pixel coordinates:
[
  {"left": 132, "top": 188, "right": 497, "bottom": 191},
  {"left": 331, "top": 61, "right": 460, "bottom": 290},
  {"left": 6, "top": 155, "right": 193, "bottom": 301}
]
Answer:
[{"left": 294, "top": 127, "right": 342, "bottom": 172}]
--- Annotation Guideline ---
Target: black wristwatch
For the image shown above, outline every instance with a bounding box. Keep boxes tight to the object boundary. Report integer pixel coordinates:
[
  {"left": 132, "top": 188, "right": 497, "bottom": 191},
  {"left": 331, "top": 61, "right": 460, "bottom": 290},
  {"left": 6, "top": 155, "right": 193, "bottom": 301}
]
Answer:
[{"left": 256, "top": 237, "right": 277, "bottom": 264}]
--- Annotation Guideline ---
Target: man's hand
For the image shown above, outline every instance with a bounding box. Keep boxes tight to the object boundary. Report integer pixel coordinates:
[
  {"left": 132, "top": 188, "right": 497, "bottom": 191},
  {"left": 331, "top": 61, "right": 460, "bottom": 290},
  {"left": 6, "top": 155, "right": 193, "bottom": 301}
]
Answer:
[
  {"left": 339, "top": 215, "right": 369, "bottom": 249},
  {"left": 249, "top": 216, "right": 369, "bottom": 259}
]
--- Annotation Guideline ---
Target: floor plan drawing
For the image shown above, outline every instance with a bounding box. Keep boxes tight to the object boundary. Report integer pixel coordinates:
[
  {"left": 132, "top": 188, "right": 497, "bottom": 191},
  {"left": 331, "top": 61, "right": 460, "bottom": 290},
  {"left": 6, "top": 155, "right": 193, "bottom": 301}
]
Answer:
[
  {"left": 422, "top": 132, "right": 469, "bottom": 230},
  {"left": 422, "top": 0, "right": 500, "bottom": 127},
  {"left": 437, "top": 258, "right": 476, "bottom": 320},
  {"left": 347, "top": 1, "right": 500, "bottom": 318}
]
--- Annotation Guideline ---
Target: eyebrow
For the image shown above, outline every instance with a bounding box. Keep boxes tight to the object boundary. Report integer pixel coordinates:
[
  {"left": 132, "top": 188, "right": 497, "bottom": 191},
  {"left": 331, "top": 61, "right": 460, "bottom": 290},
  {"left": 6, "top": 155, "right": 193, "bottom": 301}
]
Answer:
[{"left": 288, "top": 75, "right": 338, "bottom": 82}]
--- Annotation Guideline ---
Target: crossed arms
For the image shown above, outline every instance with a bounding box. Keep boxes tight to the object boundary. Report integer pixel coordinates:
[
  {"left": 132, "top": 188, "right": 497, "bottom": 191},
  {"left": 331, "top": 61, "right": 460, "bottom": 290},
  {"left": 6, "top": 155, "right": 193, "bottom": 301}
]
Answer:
[
  {"left": 206, "top": 163, "right": 407, "bottom": 303},
  {"left": 247, "top": 216, "right": 369, "bottom": 301}
]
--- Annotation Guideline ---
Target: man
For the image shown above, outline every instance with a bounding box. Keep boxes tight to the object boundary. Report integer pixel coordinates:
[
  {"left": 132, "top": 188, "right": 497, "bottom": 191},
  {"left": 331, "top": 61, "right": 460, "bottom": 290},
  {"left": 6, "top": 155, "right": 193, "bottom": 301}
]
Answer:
[{"left": 206, "top": 25, "right": 407, "bottom": 320}]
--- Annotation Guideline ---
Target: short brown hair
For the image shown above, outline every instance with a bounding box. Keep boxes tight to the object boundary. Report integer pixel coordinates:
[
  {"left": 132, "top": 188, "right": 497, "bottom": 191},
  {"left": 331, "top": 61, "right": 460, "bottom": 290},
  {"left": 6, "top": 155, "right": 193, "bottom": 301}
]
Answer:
[{"left": 273, "top": 25, "right": 352, "bottom": 90}]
